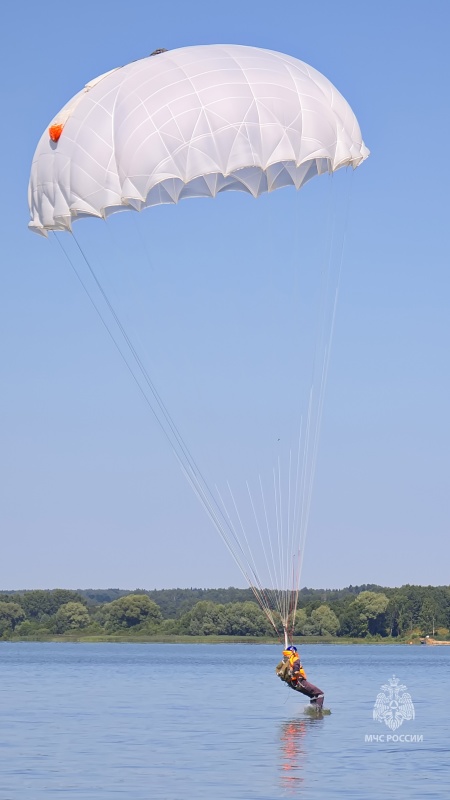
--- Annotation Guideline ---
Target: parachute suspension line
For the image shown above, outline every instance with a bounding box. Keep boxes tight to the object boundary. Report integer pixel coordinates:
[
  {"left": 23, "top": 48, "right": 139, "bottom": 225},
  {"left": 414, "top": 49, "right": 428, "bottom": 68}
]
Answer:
[
  {"left": 273, "top": 465, "right": 283, "bottom": 621},
  {"left": 296, "top": 386, "right": 315, "bottom": 581},
  {"left": 297, "top": 172, "right": 354, "bottom": 577},
  {"left": 263, "top": 172, "right": 354, "bottom": 635},
  {"left": 53, "top": 231, "right": 279, "bottom": 633},
  {"left": 188, "top": 174, "right": 354, "bottom": 640},
  {"left": 226, "top": 481, "right": 268, "bottom": 598},
  {"left": 52, "top": 171, "right": 354, "bottom": 642},
  {"left": 286, "top": 447, "right": 293, "bottom": 627},
  {"left": 290, "top": 416, "right": 304, "bottom": 628},
  {"left": 215, "top": 483, "right": 279, "bottom": 633},
  {"left": 176, "top": 462, "right": 260, "bottom": 592},
  {"left": 245, "top": 478, "right": 286, "bottom": 632},
  {"left": 277, "top": 457, "right": 286, "bottom": 625},
  {"left": 246, "top": 480, "right": 278, "bottom": 606},
  {"left": 295, "top": 179, "right": 335, "bottom": 540},
  {"left": 114, "top": 214, "right": 281, "bottom": 636},
  {"left": 278, "top": 463, "right": 289, "bottom": 628},
  {"left": 285, "top": 448, "right": 298, "bottom": 636},
  {"left": 70, "top": 233, "right": 205, "bottom": 485},
  {"left": 65, "top": 233, "right": 271, "bottom": 615},
  {"left": 291, "top": 172, "right": 355, "bottom": 623},
  {"left": 286, "top": 465, "right": 297, "bottom": 640},
  {"left": 289, "top": 200, "right": 336, "bottom": 622},
  {"left": 52, "top": 233, "right": 169, "bottom": 428},
  {"left": 259, "top": 473, "right": 284, "bottom": 624},
  {"left": 215, "top": 466, "right": 304, "bottom": 637},
  {"left": 287, "top": 552, "right": 296, "bottom": 633},
  {"left": 263, "top": 181, "right": 333, "bottom": 638}
]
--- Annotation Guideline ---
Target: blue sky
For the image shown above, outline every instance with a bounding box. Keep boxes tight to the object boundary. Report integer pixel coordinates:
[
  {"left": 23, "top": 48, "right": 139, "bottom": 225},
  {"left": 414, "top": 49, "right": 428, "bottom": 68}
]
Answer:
[{"left": 1, "top": 1, "right": 449, "bottom": 591}]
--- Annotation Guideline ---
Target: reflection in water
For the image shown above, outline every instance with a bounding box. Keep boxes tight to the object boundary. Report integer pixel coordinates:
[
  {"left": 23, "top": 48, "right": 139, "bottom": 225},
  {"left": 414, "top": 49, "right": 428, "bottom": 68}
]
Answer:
[{"left": 279, "top": 715, "right": 322, "bottom": 793}]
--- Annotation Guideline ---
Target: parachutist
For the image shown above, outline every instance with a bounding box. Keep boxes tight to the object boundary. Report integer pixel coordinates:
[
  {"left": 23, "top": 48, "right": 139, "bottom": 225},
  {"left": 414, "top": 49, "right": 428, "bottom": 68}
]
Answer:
[{"left": 276, "top": 645, "right": 325, "bottom": 710}]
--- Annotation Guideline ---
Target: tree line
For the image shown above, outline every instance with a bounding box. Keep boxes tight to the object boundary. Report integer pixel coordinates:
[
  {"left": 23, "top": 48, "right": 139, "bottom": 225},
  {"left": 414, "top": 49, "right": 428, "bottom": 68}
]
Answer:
[{"left": 0, "top": 584, "right": 449, "bottom": 640}]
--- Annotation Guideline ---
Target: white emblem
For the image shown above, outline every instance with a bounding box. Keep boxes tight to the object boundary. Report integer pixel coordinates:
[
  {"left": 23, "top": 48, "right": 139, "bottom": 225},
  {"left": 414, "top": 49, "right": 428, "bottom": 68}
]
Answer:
[{"left": 373, "top": 675, "right": 415, "bottom": 731}]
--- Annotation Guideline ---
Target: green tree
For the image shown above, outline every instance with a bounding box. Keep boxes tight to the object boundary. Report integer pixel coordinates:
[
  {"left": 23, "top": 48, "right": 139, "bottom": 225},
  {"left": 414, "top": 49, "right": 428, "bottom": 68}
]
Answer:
[
  {"left": 224, "top": 602, "right": 270, "bottom": 636},
  {"left": 14, "top": 620, "right": 35, "bottom": 637},
  {"left": 178, "top": 600, "right": 270, "bottom": 636},
  {"left": 160, "top": 618, "right": 183, "bottom": 635},
  {"left": 386, "top": 594, "right": 411, "bottom": 637},
  {"left": 294, "top": 608, "right": 308, "bottom": 635},
  {"left": 104, "top": 595, "right": 163, "bottom": 631},
  {"left": 309, "top": 605, "right": 340, "bottom": 636},
  {"left": 20, "top": 590, "right": 87, "bottom": 619},
  {"left": 341, "top": 592, "right": 389, "bottom": 637},
  {"left": 180, "top": 601, "right": 227, "bottom": 635},
  {"left": 54, "top": 602, "right": 90, "bottom": 633},
  {"left": 0, "top": 602, "right": 26, "bottom": 637},
  {"left": 419, "top": 597, "right": 439, "bottom": 636}
]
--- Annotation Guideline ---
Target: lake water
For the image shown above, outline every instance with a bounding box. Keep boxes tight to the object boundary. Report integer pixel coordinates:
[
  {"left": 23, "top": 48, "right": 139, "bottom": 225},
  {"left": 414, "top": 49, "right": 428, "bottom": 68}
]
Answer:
[{"left": 1, "top": 643, "right": 449, "bottom": 799}]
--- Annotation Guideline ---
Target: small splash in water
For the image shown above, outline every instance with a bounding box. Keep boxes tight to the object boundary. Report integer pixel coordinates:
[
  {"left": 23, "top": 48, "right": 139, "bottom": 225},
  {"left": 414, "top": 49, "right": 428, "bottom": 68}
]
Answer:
[{"left": 303, "top": 705, "right": 331, "bottom": 716}]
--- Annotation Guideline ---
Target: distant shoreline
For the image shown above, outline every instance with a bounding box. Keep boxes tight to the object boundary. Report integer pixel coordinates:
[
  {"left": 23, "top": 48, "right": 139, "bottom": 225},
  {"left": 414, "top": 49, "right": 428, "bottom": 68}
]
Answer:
[
  {"left": 3, "top": 634, "right": 416, "bottom": 645},
  {"left": 2, "top": 586, "right": 446, "bottom": 642}
]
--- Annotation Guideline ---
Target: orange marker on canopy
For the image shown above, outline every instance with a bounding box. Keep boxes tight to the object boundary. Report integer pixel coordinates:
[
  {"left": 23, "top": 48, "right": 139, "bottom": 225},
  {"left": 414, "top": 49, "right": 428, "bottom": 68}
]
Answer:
[{"left": 49, "top": 123, "right": 63, "bottom": 142}]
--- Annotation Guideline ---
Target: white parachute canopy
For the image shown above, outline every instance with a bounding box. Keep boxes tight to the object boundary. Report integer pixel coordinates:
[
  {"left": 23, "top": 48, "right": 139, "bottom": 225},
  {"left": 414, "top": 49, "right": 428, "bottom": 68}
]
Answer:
[
  {"left": 29, "top": 44, "right": 368, "bottom": 235},
  {"left": 28, "top": 45, "right": 369, "bottom": 641}
]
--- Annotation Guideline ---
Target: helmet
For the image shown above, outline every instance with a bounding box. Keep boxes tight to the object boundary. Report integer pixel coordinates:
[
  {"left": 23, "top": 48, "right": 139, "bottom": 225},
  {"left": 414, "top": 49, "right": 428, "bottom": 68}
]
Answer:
[{"left": 286, "top": 645, "right": 298, "bottom": 652}]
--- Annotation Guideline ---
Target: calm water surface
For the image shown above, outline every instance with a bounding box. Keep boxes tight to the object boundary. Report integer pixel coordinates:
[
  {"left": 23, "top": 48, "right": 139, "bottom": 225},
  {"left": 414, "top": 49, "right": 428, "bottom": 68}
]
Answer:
[{"left": 1, "top": 643, "right": 449, "bottom": 799}]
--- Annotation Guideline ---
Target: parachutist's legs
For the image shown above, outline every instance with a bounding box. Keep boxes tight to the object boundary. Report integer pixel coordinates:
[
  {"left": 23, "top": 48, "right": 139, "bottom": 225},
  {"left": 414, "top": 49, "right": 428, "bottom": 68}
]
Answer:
[
  {"left": 295, "top": 679, "right": 324, "bottom": 709},
  {"left": 310, "top": 693, "right": 324, "bottom": 710}
]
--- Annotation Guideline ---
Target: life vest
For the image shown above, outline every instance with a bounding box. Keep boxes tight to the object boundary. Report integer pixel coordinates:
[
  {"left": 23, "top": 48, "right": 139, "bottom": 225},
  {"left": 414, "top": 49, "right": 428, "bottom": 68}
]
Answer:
[{"left": 281, "top": 650, "right": 307, "bottom": 680}]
